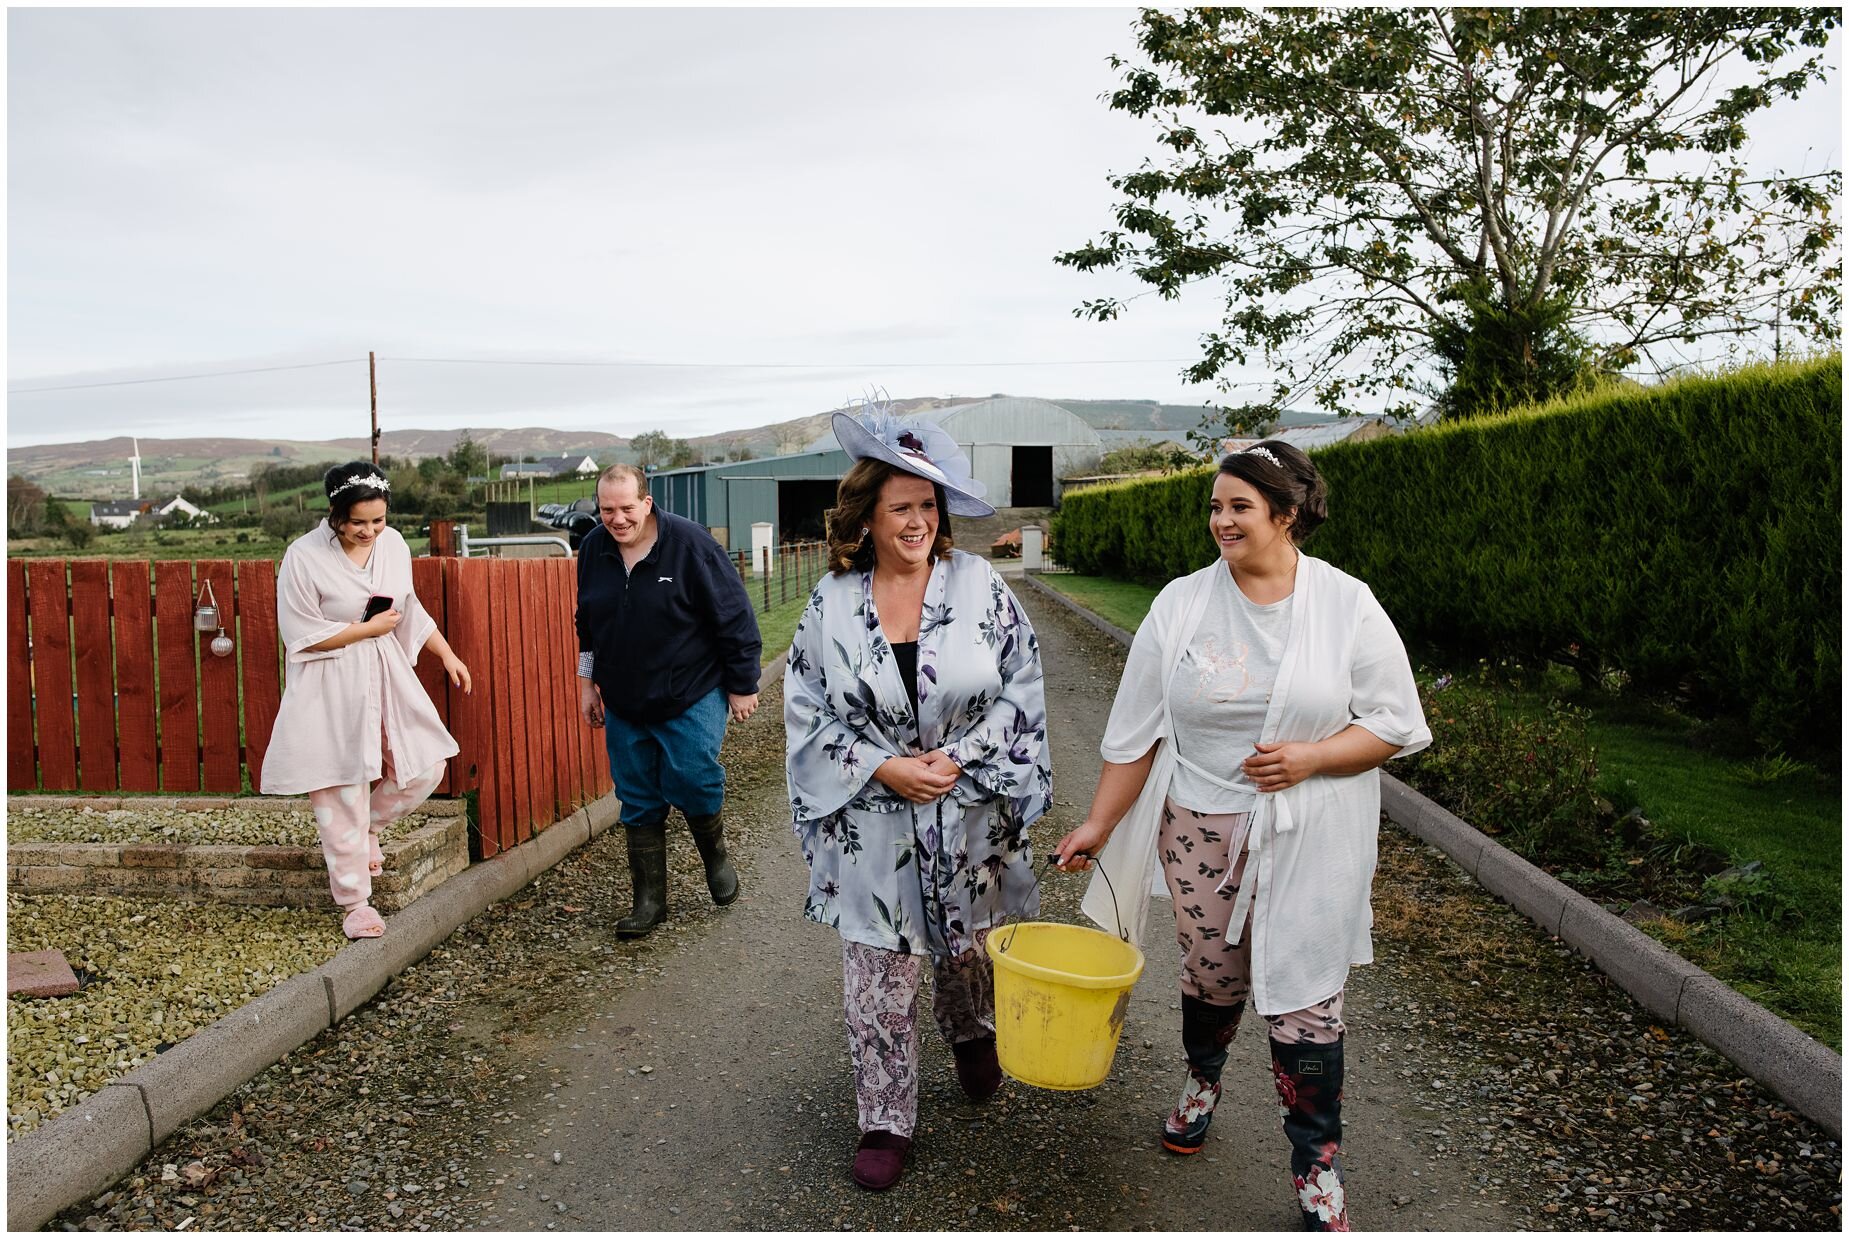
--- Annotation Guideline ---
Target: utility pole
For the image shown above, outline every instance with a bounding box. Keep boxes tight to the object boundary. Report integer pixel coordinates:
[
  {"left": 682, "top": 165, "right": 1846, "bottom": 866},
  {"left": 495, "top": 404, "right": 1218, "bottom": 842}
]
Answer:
[{"left": 369, "top": 351, "right": 381, "bottom": 465}]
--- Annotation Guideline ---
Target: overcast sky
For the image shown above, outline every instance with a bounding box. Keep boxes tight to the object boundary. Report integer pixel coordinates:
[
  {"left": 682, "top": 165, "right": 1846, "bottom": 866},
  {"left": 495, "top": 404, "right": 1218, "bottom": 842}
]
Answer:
[{"left": 7, "top": 7, "right": 1841, "bottom": 449}]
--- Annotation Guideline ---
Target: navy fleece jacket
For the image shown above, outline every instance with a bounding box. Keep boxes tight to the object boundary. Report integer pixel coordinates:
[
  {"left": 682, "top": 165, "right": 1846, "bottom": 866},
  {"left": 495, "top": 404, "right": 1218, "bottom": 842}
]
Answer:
[{"left": 575, "top": 509, "right": 762, "bottom": 724}]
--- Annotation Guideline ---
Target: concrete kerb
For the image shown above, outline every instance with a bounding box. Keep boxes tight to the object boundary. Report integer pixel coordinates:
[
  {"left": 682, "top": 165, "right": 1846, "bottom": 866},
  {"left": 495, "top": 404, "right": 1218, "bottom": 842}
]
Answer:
[
  {"left": 1019, "top": 569, "right": 1843, "bottom": 1140},
  {"left": 3, "top": 1083, "right": 152, "bottom": 1231},
  {"left": 5, "top": 790, "right": 625, "bottom": 1232}
]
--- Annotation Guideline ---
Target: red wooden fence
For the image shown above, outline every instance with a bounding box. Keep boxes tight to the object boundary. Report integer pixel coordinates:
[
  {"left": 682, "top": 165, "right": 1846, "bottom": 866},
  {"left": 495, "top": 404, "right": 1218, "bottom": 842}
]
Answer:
[{"left": 6, "top": 556, "right": 610, "bottom": 859}]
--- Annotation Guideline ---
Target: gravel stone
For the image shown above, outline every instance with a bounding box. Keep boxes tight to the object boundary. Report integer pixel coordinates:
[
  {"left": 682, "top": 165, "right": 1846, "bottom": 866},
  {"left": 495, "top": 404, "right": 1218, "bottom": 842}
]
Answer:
[
  {"left": 7, "top": 894, "right": 344, "bottom": 1136},
  {"left": 7, "top": 804, "right": 436, "bottom": 848}
]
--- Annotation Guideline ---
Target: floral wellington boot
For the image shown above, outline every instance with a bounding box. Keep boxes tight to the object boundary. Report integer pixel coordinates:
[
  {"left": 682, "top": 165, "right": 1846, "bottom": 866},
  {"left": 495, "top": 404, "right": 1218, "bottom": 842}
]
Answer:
[
  {"left": 1271, "top": 1036, "right": 1350, "bottom": 1231},
  {"left": 1161, "top": 995, "right": 1244, "bottom": 1153}
]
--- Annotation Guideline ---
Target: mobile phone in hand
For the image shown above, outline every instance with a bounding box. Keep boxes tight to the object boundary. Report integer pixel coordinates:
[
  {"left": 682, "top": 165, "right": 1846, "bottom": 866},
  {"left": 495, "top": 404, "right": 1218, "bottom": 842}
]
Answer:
[{"left": 362, "top": 595, "right": 394, "bottom": 622}]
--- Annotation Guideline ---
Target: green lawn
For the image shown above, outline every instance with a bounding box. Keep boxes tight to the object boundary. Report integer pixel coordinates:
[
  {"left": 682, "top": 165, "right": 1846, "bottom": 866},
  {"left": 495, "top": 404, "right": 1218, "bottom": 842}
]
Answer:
[
  {"left": 1031, "top": 570, "right": 1842, "bottom": 1047},
  {"left": 1579, "top": 708, "right": 1840, "bottom": 1046}
]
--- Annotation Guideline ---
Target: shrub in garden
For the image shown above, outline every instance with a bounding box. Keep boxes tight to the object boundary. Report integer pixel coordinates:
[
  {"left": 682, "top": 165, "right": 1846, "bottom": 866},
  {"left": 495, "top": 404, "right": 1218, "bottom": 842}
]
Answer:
[{"left": 1398, "top": 673, "right": 1607, "bottom": 866}]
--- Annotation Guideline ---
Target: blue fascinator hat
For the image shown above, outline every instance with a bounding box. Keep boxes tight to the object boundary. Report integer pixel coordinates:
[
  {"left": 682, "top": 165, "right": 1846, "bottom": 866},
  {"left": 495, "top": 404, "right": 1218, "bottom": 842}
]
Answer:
[{"left": 830, "top": 396, "right": 996, "bottom": 519}]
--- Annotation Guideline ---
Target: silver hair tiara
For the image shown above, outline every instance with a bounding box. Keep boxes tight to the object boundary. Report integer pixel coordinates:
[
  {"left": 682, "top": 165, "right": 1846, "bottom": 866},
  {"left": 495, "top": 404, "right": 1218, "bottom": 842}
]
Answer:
[
  {"left": 330, "top": 472, "right": 392, "bottom": 497},
  {"left": 1240, "top": 447, "right": 1283, "bottom": 469}
]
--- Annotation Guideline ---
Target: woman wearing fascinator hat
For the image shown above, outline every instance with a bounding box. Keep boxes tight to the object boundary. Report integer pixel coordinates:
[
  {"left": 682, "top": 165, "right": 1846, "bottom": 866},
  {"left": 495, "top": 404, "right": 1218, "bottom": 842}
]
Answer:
[
  {"left": 261, "top": 461, "right": 473, "bottom": 940},
  {"left": 783, "top": 400, "right": 1051, "bottom": 1191},
  {"left": 1053, "top": 441, "right": 1429, "bottom": 1229}
]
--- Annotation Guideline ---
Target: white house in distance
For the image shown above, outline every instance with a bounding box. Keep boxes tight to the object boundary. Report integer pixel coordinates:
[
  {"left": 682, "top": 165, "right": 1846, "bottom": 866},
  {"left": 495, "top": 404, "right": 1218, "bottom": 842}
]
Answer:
[
  {"left": 499, "top": 453, "right": 599, "bottom": 480},
  {"left": 152, "top": 494, "right": 212, "bottom": 523},
  {"left": 88, "top": 494, "right": 213, "bottom": 529},
  {"left": 89, "top": 499, "right": 151, "bottom": 529}
]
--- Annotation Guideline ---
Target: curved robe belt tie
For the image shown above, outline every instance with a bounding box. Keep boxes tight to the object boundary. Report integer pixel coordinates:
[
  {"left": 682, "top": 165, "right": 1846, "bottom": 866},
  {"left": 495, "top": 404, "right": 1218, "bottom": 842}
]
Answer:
[{"left": 1213, "top": 788, "right": 1296, "bottom": 946}]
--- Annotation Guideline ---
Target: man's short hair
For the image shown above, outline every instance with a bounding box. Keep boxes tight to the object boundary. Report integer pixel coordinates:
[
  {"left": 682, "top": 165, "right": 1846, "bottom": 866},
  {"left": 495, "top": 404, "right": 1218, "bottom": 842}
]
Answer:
[{"left": 597, "top": 463, "right": 651, "bottom": 499}]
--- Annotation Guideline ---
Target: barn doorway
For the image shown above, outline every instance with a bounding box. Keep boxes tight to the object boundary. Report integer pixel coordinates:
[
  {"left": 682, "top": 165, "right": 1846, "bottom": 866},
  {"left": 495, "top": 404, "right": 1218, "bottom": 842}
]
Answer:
[
  {"left": 777, "top": 478, "right": 838, "bottom": 543},
  {"left": 1011, "top": 446, "right": 1054, "bottom": 507}
]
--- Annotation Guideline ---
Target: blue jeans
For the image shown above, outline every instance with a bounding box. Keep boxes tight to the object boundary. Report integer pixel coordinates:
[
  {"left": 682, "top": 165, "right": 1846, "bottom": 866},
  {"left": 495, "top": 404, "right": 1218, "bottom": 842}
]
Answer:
[{"left": 605, "top": 686, "right": 729, "bottom": 827}]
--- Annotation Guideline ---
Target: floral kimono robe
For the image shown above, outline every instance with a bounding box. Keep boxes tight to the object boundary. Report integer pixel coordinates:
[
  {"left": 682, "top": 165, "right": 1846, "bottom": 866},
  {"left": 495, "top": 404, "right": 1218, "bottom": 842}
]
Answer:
[
  {"left": 260, "top": 522, "right": 458, "bottom": 796},
  {"left": 785, "top": 550, "right": 1051, "bottom": 958}
]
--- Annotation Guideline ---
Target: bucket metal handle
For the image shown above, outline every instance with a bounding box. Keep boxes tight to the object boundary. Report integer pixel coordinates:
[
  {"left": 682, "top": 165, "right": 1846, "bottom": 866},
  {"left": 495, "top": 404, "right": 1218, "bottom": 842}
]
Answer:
[{"left": 997, "top": 849, "right": 1130, "bottom": 954}]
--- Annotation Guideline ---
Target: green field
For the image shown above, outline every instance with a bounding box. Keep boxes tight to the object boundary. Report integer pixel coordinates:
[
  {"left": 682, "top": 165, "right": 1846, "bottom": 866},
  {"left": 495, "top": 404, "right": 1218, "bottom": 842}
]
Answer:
[
  {"left": 8, "top": 528, "right": 293, "bottom": 561},
  {"left": 485, "top": 477, "right": 601, "bottom": 509},
  {"left": 6, "top": 525, "right": 434, "bottom": 561},
  {"left": 1029, "top": 570, "right": 1842, "bottom": 1046},
  {"left": 205, "top": 481, "right": 326, "bottom": 517}
]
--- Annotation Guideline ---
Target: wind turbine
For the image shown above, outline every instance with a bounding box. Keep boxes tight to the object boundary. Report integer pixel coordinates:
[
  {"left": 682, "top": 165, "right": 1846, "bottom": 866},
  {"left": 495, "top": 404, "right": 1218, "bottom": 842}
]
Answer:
[{"left": 130, "top": 438, "right": 141, "bottom": 500}]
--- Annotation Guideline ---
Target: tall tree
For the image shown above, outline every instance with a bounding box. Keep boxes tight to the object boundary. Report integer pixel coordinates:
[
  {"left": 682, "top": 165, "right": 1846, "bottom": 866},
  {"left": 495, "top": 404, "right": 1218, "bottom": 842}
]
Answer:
[
  {"left": 446, "top": 432, "right": 489, "bottom": 480},
  {"left": 1058, "top": 8, "right": 1841, "bottom": 419},
  {"left": 7, "top": 475, "right": 50, "bottom": 533},
  {"left": 629, "top": 430, "right": 673, "bottom": 470}
]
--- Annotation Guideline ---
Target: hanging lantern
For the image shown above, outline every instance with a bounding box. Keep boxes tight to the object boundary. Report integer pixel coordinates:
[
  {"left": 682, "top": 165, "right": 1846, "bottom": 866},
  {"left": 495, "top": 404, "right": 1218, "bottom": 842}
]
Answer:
[
  {"left": 193, "top": 579, "right": 220, "bottom": 632},
  {"left": 209, "top": 632, "right": 234, "bottom": 658}
]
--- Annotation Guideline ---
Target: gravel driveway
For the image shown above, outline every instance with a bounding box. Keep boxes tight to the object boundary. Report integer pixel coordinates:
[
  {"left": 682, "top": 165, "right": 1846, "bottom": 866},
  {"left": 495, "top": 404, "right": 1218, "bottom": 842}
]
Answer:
[{"left": 49, "top": 586, "right": 1841, "bottom": 1231}]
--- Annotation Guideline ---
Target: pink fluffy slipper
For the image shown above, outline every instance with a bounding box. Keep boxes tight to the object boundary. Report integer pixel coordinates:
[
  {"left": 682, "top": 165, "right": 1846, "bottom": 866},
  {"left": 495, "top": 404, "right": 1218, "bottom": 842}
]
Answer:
[{"left": 341, "top": 905, "right": 386, "bottom": 939}]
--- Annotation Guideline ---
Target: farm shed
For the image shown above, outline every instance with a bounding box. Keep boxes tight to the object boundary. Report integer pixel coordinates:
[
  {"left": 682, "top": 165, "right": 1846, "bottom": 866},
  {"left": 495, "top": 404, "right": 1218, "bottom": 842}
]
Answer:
[
  {"left": 649, "top": 449, "right": 851, "bottom": 555},
  {"left": 807, "top": 396, "right": 1103, "bottom": 507}
]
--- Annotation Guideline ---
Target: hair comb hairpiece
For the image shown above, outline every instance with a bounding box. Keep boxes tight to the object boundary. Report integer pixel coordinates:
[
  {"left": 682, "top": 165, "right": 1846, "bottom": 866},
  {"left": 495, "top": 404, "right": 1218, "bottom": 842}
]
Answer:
[{"left": 331, "top": 472, "right": 392, "bottom": 497}]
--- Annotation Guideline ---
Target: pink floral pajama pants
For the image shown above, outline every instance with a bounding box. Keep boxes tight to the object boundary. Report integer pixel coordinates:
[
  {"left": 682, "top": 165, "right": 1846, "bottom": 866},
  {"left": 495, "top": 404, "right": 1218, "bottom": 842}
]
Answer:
[
  {"left": 1160, "top": 801, "right": 1344, "bottom": 1043},
  {"left": 841, "top": 929, "right": 995, "bottom": 1138},
  {"left": 307, "top": 738, "right": 444, "bottom": 911}
]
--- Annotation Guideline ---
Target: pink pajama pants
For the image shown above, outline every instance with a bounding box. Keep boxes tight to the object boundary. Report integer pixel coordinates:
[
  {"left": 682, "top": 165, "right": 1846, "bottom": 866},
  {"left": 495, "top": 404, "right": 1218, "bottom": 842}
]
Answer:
[
  {"left": 307, "top": 740, "right": 444, "bottom": 911},
  {"left": 1160, "top": 800, "right": 1345, "bottom": 1044}
]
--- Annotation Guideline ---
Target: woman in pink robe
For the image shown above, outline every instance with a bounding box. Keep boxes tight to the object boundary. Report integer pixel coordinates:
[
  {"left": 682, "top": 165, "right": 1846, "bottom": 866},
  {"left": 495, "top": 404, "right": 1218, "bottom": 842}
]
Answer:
[{"left": 260, "top": 461, "right": 473, "bottom": 939}]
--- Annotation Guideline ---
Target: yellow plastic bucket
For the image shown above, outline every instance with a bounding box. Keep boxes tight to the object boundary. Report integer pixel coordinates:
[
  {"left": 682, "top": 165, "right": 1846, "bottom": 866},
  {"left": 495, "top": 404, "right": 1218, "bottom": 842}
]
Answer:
[{"left": 986, "top": 921, "right": 1146, "bottom": 1091}]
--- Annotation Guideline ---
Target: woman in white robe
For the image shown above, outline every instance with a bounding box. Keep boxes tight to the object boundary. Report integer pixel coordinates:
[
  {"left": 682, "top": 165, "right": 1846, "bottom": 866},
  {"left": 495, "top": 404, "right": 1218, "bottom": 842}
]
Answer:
[
  {"left": 1056, "top": 441, "right": 1428, "bottom": 1230},
  {"left": 261, "top": 462, "right": 472, "bottom": 939},
  {"left": 785, "top": 407, "right": 1050, "bottom": 1192}
]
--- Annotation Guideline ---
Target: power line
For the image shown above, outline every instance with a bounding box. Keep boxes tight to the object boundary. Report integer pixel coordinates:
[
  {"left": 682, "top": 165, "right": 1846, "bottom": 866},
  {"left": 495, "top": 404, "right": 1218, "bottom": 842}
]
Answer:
[
  {"left": 7, "top": 357, "right": 360, "bottom": 395},
  {"left": 381, "top": 354, "right": 1218, "bottom": 371}
]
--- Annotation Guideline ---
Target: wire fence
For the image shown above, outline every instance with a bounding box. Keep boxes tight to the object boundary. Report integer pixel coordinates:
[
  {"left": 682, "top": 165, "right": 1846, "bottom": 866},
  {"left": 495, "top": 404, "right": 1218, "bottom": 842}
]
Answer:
[{"left": 730, "top": 539, "right": 830, "bottom": 615}]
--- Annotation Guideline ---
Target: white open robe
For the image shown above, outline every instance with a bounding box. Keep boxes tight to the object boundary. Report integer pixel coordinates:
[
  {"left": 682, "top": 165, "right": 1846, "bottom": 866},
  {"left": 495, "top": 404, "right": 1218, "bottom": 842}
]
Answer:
[
  {"left": 1083, "top": 554, "right": 1430, "bottom": 1015},
  {"left": 260, "top": 522, "right": 458, "bottom": 795}
]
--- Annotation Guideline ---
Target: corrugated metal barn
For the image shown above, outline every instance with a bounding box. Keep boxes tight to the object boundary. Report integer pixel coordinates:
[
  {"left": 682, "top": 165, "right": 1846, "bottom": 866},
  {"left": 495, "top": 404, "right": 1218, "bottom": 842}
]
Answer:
[
  {"left": 649, "top": 449, "right": 850, "bottom": 555},
  {"left": 653, "top": 397, "right": 1105, "bottom": 552},
  {"left": 808, "top": 397, "right": 1103, "bottom": 508}
]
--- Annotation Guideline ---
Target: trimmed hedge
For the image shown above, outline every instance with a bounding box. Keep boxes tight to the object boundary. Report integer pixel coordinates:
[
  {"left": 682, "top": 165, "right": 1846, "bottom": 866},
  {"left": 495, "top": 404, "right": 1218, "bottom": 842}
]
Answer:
[{"left": 1051, "top": 356, "right": 1841, "bottom": 751}]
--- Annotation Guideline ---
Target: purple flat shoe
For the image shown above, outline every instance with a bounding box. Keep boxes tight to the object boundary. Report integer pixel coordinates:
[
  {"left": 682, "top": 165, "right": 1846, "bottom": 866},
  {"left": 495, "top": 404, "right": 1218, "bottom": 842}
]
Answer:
[{"left": 851, "top": 1130, "right": 912, "bottom": 1191}]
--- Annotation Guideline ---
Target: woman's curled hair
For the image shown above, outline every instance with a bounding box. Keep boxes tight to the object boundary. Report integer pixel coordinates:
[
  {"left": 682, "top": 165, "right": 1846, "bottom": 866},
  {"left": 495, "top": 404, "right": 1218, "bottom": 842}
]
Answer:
[
  {"left": 1217, "top": 440, "right": 1328, "bottom": 543},
  {"left": 825, "top": 459, "right": 955, "bottom": 574}
]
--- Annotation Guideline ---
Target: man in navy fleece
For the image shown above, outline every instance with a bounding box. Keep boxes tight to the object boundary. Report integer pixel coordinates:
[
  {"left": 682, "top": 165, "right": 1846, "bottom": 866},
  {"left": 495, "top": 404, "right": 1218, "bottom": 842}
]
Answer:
[{"left": 575, "top": 463, "right": 762, "bottom": 937}]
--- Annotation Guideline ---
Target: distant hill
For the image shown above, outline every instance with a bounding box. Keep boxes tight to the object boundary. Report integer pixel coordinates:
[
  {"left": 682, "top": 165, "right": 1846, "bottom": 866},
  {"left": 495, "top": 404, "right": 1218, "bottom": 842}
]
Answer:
[
  {"left": 8, "top": 393, "right": 1335, "bottom": 497},
  {"left": 8, "top": 429, "right": 632, "bottom": 499}
]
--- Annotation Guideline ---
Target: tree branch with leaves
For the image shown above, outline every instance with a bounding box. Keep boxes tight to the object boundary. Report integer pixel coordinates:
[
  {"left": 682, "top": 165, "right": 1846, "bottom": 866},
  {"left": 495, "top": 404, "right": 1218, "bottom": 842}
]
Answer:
[{"left": 1058, "top": 8, "right": 1840, "bottom": 419}]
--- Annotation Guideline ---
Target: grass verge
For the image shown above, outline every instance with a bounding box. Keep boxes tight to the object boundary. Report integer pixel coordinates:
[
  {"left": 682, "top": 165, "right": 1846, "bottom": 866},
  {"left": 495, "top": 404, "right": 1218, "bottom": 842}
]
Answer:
[{"left": 1030, "top": 573, "right": 1158, "bottom": 634}]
